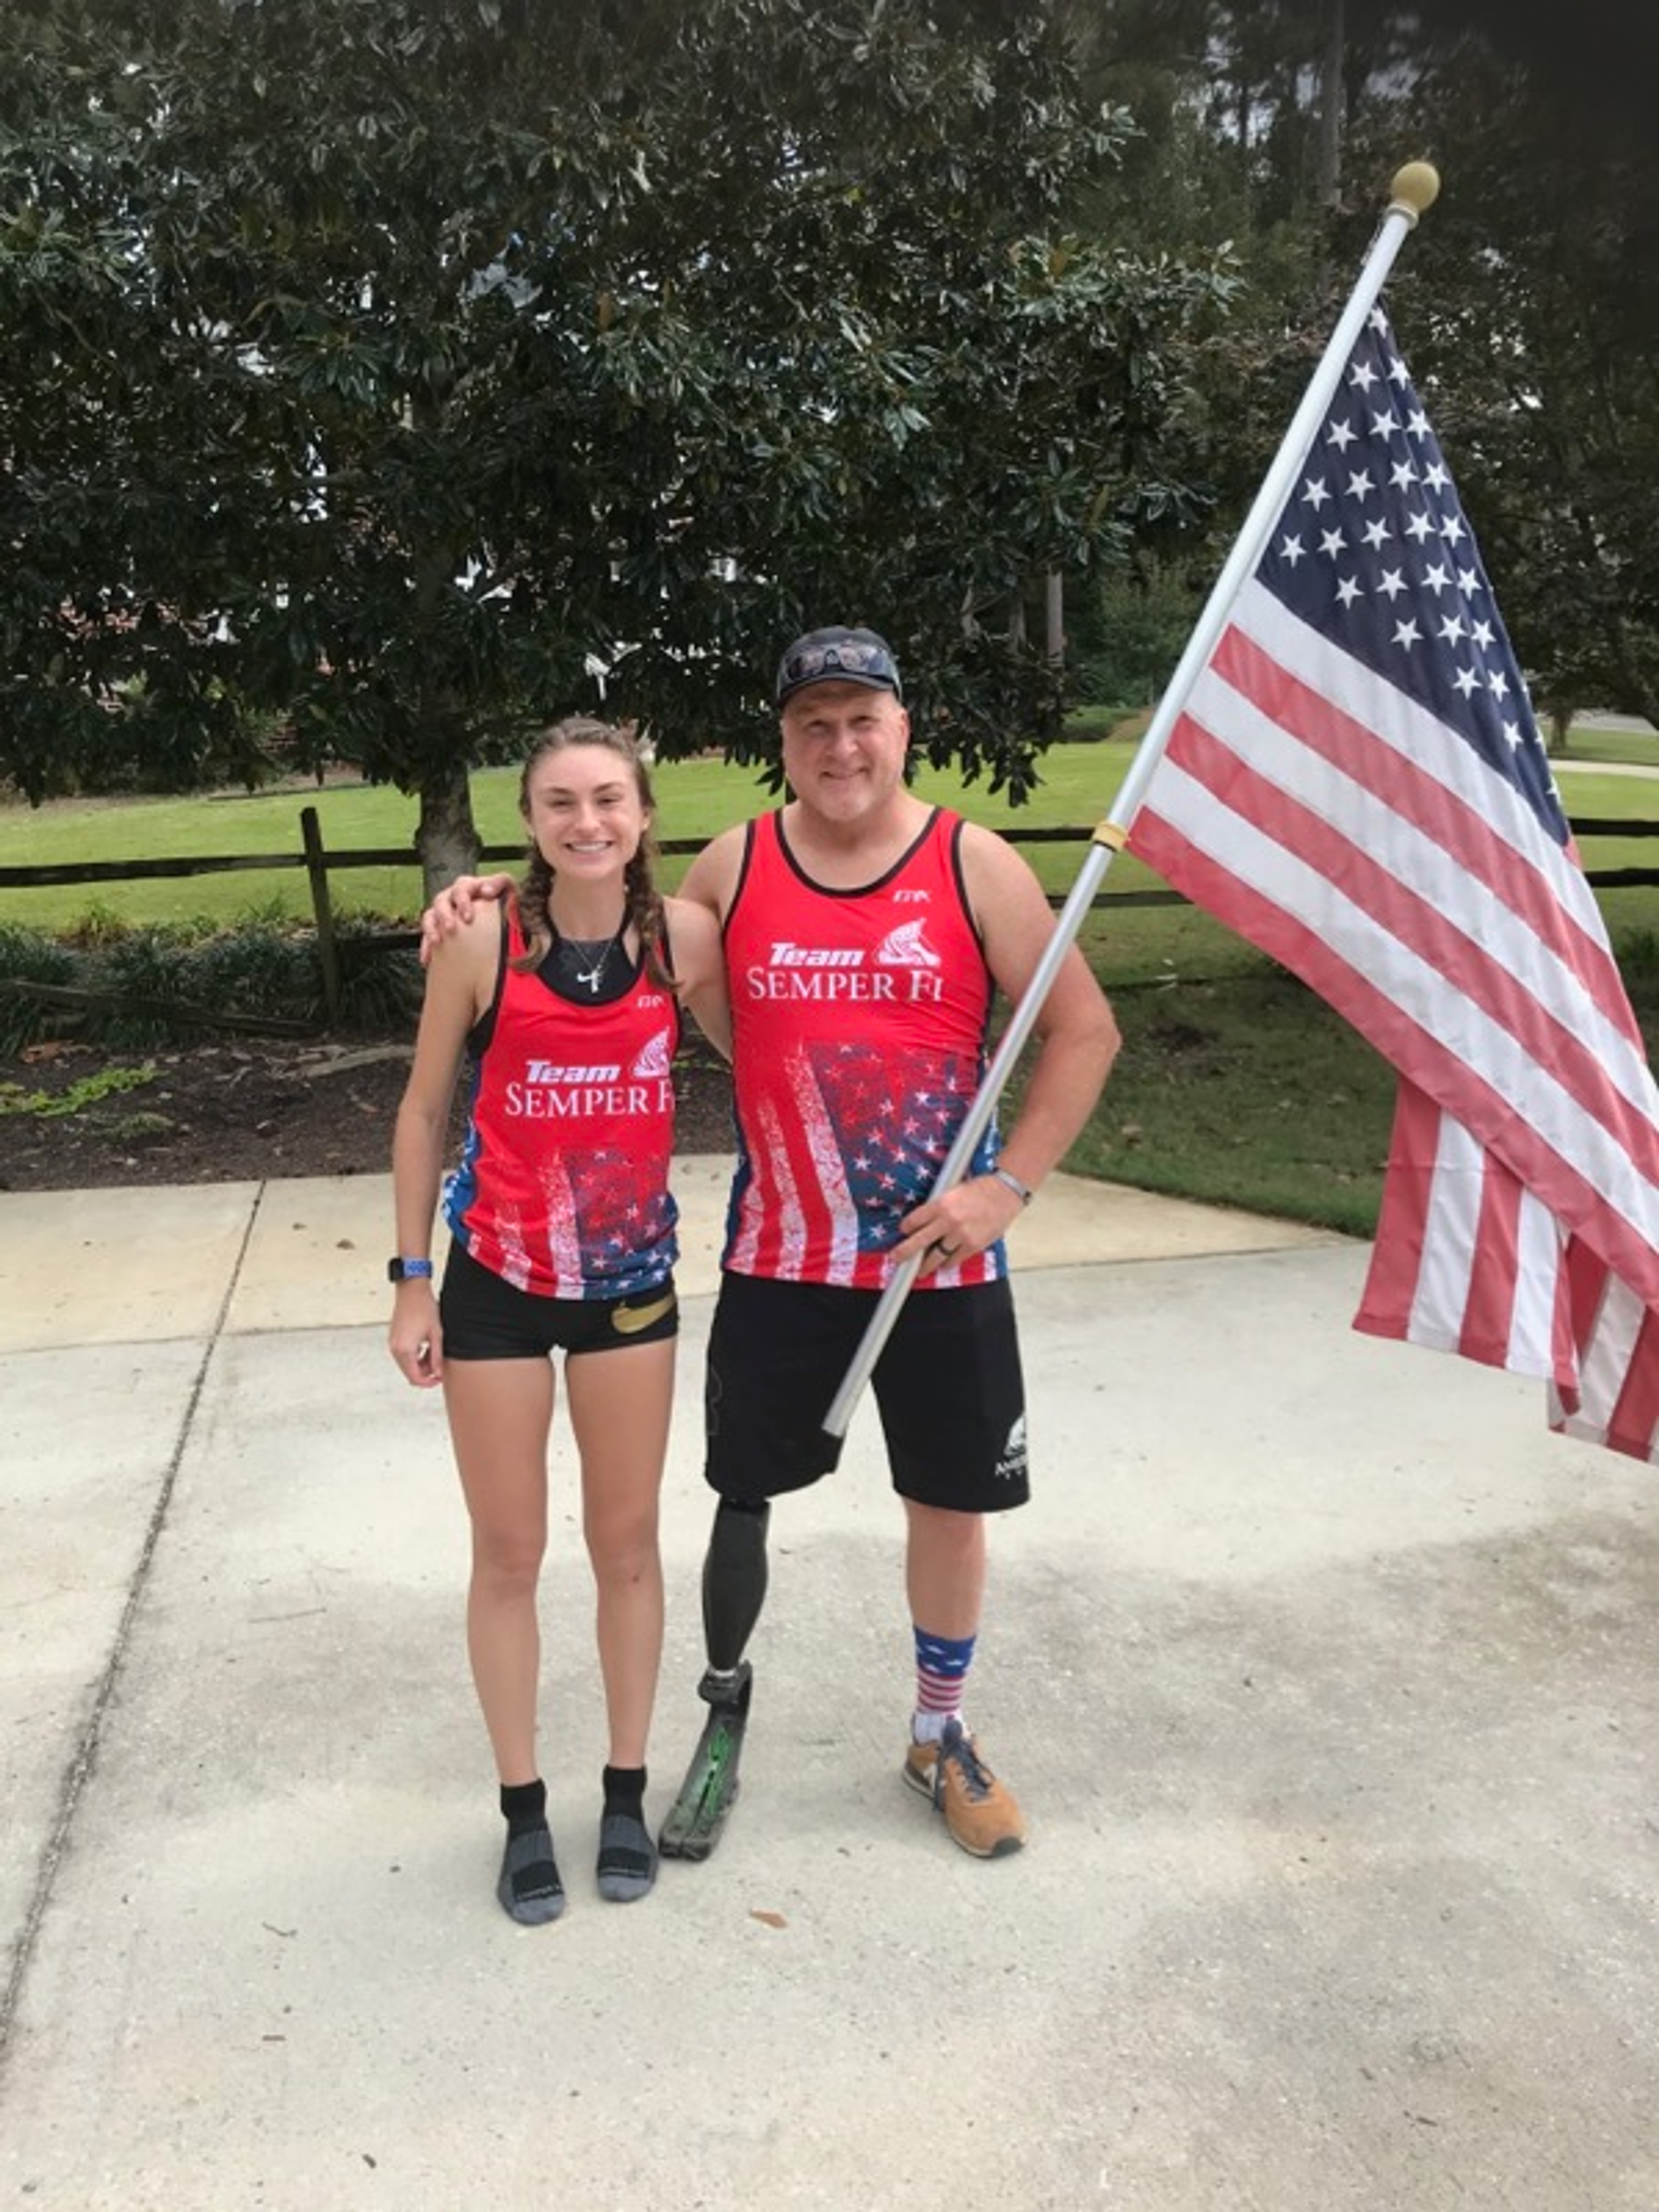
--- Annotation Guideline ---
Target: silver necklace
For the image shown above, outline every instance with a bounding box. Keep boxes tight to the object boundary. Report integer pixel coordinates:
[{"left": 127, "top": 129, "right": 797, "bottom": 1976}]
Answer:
[{"left": 556, "top": 929, "right": 621, "bottom": 995}]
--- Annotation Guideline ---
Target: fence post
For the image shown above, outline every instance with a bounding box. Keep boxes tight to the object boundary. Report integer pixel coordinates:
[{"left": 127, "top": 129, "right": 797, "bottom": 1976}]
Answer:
[{"left": 300, "top": 806, "right": 343, "bottom": 1025}]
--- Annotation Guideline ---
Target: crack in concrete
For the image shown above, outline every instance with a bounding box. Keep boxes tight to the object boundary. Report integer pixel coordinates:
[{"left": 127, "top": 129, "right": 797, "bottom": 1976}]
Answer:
[{"left": 0, "top": 1184, "right": 267, "bottom": 2086}]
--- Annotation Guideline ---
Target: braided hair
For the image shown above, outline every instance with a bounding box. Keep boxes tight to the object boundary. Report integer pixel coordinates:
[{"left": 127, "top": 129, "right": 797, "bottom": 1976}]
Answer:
[{"left": 512, "top": 717, "right": 673, "bottom": 989}]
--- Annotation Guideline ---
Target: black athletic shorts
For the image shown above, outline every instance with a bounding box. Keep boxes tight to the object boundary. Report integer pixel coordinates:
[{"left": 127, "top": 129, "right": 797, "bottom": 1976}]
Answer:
[
  {"left": 439, "top": 1240, "right": 679, "bottom": 1361},
  {"left": 703, "top": 1271, "right": 1029, "bottom": 1513}
]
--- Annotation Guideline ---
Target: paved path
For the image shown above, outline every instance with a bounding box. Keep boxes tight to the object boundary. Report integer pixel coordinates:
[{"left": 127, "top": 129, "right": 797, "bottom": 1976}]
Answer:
[
  {"left": 1568, "top": 714, "right": 1656, "bottom": 738},
  {"left": 2, "top": 1165, "right": 1655, "bottom": 2209}
]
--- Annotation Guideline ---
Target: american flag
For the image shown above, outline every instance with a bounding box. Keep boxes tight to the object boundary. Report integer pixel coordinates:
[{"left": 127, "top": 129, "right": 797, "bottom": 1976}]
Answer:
[{"left": 1125, "top": 302, "right": 1659, "bottom": 1461}]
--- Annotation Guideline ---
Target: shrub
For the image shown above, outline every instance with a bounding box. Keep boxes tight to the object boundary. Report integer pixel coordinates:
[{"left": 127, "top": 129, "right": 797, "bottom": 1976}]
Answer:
[
  {"left": 334, "top": 922, "right": 423, "bottom": 1033},
  {"left": 0, "top": 925, "right": 77, "bottom": 1051},
  {"left": 1073, "top": 558, "right": 1203, "bottom": 715},
  {"left": 188, "top": 923, "right": 318, "bottom": 1019},
  {"left": 0, "top": 910, "right": 426, "bottom": 1047},
  {"left": 99, "top": 930, "right": 203, "bottom": 1046}
]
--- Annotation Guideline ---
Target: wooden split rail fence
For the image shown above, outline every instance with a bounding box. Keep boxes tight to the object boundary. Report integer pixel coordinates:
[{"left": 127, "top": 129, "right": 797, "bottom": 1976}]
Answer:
[{"left": 2, "top": 804, "right": 1657, "bottom": 1029}]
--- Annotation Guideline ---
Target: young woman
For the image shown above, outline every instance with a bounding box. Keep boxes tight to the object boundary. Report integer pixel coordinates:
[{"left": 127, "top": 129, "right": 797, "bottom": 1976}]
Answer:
[{"left": 388, "top": 718, "right": 730, "bottom": 1925}]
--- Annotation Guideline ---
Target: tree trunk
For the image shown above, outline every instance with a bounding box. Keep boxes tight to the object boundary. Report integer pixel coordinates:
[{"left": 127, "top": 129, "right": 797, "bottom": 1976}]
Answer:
[
  {"left": 1046, "top": 570, "right": 1065, "bottom": 666},
  {"left": 1316, "top": 0, "right": 1346, "bottom": 208},
  {"left": 416, "top": 754, "right": 483, "bottom": 901}
]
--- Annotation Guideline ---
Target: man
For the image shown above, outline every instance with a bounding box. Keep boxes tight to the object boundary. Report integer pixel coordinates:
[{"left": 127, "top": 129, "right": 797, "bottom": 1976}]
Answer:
[{"left": 426, "top": 625, "right": 1119, "bottom": 1861}]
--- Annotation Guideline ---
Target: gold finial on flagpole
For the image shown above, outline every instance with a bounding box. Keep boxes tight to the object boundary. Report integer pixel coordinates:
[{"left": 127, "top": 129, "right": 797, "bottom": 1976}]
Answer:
[{"left": 1389, "top": 162, "right": 1441, "bottom": 223}]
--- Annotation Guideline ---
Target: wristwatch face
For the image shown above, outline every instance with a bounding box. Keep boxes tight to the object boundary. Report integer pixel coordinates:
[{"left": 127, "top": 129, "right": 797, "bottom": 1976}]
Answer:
[{"left": 387, "top": 1258, "right": 432, "bottom": 1282}]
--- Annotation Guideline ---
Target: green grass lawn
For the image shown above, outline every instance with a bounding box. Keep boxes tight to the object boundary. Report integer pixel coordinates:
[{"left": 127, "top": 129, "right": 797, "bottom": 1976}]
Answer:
[
  {"left": 1007, "top": 968, "right": 1402, "bottom": 1239},
  {"left": 4, "top": 719, "right": 1656, "bottom": 941},
  {"left": 1554, "top": 720, "right": 1659, "bottom": 769}
]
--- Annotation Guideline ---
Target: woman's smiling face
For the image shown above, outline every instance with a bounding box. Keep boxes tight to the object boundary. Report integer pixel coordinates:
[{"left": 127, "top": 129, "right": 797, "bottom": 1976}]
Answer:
[{"left": 521, "top": 743, "right": 650, "bottom": 879}]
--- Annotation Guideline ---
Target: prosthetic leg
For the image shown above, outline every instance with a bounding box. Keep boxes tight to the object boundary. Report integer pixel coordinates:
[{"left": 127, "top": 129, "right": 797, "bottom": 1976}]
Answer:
[{"left": 659, "top": 1498, "right": 770, "bottom": 1860}]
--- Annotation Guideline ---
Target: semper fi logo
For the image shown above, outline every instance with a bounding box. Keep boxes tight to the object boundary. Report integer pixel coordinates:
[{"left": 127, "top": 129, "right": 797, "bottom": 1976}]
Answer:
[
  {"left": 502, "top": 1031, "right": 676, "bottom": 1119},
  {"left": 747, "top": 926, "right": 945, "bottom": 1004}
]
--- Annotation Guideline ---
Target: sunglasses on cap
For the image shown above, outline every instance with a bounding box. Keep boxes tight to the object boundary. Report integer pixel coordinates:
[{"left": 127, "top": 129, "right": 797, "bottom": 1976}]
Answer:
[{"left": 775, "top": 629, "right": 903, "bottom": 704}]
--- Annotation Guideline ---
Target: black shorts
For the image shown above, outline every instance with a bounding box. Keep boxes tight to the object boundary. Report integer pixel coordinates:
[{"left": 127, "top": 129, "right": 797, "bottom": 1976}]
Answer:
[
  {"left": 704, "top": 1271, "right": 1029, "bottom": 1513},
  {"left": 439, "top": 1241, "right": 679, "bottom": 1361}
]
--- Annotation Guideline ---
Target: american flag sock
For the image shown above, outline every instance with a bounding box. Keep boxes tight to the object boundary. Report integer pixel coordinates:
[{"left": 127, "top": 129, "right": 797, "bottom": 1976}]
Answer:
[{"left": 912, "top": 1627, "right": 977, "bottom": 1745}]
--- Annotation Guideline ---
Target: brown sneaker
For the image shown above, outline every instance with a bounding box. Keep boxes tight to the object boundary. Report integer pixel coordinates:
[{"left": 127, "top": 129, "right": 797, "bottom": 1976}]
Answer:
[{"left": 902, "top": 1719, "right": 1026, "bottom": 1858}]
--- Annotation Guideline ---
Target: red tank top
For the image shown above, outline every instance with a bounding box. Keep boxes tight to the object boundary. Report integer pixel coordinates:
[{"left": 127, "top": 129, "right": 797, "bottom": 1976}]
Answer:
[
  {"left": 722, "top": 807, "right": 1003, "bottom": 1289},
  {"left": 444, "top": 907, "right": 681, "bottom": 1298}
]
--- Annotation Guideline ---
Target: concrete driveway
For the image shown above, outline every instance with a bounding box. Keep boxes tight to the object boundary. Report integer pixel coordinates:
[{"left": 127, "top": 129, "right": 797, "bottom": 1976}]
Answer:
[{"left": 2, "top": 1163, "right": 1654, "bottom": 2209}]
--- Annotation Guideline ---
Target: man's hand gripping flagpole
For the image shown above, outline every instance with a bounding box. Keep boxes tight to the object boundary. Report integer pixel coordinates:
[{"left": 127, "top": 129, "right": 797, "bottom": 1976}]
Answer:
[{"left": 819, "top": 160, "right": 1443, "bottom": 1449}]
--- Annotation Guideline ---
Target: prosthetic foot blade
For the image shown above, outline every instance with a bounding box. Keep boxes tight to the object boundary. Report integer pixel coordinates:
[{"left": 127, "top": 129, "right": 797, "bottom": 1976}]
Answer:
[{"left": 658, "top": 1665, "right": 752, "bottom": 1862}]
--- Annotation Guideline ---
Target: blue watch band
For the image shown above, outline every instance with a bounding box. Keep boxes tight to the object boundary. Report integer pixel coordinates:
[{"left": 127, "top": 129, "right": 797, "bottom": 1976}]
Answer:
[{"left": 388, "top": 1256, "right": 435, "bottom": 1282}]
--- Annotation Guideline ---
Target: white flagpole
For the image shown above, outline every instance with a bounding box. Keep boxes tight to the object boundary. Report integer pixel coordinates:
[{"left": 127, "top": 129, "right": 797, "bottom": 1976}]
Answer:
[{"left": 820, "top": 161, "right": 1442, "bottom": 1446}]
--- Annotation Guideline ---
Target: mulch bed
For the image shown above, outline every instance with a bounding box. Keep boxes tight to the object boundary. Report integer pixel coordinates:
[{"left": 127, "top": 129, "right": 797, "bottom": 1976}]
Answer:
[{"left": 0, "top": 1033, "right": 736, "bottom": 1192}]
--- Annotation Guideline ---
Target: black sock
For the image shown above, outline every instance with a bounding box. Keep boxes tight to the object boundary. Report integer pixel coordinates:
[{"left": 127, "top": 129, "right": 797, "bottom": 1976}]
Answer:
[
  {"left": 500, "top": 1777, "right": 548, "bottom": 1833},
  {"left": 602, "top": 1764, "right": 646, "bottom": 1817},
  {"left": 496, "top": 1778, "right": 564, "bottom": 1924},
  {"left": 597, "top": 1765, "right": 656, "bottom": 1903}
]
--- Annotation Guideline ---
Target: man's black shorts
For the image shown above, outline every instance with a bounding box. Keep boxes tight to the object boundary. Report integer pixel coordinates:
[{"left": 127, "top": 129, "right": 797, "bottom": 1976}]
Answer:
[
  {"left": 704, "top": 1271, "right": 1029, "bottom": 1513},
  {"left": 440, "top": 1240, "right": 679, "bottom": 1361}
]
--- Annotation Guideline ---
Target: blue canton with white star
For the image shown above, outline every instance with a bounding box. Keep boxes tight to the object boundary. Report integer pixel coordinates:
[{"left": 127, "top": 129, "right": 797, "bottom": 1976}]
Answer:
[{"left": 1256, "top": 304, "right": 1568, "bottom": 847}]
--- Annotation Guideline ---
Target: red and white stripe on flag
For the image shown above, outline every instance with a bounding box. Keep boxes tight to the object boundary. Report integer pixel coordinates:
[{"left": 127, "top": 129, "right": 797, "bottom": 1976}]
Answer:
[
  {"left": 1125, "top": 305, "right": 1659, "bottom": 1463},
  {"left": 1358, "top": 1084, "right": 1659, "bottom": 1459}
]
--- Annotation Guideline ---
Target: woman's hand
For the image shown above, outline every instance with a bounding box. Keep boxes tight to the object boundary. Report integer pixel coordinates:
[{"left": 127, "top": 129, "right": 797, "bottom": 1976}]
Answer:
[{"left": 388, "top": 1283, "right": 443, "bottom": 1386}]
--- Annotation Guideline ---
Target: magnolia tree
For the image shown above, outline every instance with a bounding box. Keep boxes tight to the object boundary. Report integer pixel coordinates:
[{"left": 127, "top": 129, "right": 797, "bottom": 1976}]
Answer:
[{"left": 0, "top": 0, "right": 1230, "bottom": 886}]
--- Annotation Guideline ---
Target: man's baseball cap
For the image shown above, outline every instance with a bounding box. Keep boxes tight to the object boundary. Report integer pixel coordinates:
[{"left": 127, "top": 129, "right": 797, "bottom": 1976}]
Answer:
[{"left": 775, "top": 625, "right": 903, "bottom": 706}]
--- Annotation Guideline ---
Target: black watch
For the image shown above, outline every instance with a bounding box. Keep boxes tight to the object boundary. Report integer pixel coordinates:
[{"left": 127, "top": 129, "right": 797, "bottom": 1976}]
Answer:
[{"left": 387, "top": 1256, "right": 435, "bottom": 1283}]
